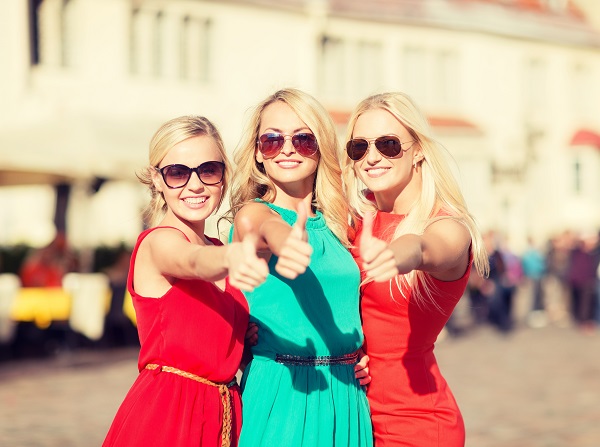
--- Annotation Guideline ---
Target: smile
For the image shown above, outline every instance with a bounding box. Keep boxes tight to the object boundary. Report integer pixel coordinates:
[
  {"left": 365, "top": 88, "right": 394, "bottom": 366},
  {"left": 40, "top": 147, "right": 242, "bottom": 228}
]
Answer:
[
  {"left": 276, "top": 160, "right": 301, "bottom": 168},
  {"left": 365, "top": 167, "right": 389, "bottom": 177},
  {"left": 183, "top": 197, "right": 207, "bottom": 204}
]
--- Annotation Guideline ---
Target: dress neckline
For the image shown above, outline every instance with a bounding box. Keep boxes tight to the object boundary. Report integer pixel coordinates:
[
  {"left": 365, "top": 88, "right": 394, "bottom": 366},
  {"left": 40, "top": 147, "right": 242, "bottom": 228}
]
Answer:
[{"left": 256, "top": 199, "right": 327, "bottom": 230}]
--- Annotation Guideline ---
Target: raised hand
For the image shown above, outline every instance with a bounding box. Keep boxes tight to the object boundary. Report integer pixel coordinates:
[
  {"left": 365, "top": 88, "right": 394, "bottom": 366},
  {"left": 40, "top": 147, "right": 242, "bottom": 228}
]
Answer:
[
  {"left": 240, "top": 322, "right": 259, "bottom": 371},
  {"left": 274, "top": 201, "right": 313, "bottom": 279},
  {"left": 360, "top": 211, "right": 399, "bottom": 282},
  {"left": 244, "top": 322, "right": 259, "bottom": 347},
  {"left": 227, "top": 218, "right": 269, "bottom": 292},
  {"left": 354, "top": 350, "right": 371, "bottom": 386}
]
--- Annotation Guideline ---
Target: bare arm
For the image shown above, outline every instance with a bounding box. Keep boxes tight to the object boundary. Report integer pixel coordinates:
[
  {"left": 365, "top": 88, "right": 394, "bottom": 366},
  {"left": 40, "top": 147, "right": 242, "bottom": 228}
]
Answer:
[
  {"left": 361, "top": 213, "right": 471, "bottom": 283},
  {"left": 233, "top": 202, "right": 312, "bottom": 279},
  {"left": 232, "top": 202, "right": 293, "bottom": 255},
  {"left": 145, "top": 228, "right": 232, "bottom": 282},
  {"left": 142, "top": 226, "right": 268, "bottom": 291}
]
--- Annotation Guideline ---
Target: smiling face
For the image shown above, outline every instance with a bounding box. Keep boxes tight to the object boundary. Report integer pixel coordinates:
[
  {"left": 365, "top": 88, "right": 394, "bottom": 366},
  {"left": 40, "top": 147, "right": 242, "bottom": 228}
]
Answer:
[
  {"left": 351, "top": 108, "right": 422, "bottom": 212},
  {"left": 256, "top": 101, "right": 319, "bottom": 202},
  {"left": 152, "top": 135, "right": 224, "bottom": 227}
]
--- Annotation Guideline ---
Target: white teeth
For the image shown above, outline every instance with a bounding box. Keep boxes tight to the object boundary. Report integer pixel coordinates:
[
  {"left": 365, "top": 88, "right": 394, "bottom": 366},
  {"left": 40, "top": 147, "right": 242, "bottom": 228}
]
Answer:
[
  {"left": 367, "top": 168, "right": 388, "bottom": 175},
  {"left": 184, "top": 197, "right": 207, "bottom": 204},
  {"left": 278, "top": 161, "right": 300, "bottom": 167}
]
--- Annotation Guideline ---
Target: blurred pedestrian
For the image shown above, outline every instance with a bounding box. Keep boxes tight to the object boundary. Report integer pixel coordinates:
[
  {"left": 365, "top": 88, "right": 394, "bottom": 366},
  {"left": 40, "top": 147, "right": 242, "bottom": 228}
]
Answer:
[
  {"left": 102, "top": 116, "right": 268, "bottom": 447},
  {"left": 484, "top": 231, "right": 514, "bottom": 333},
  {"left": 544, "top": 232, "right": 572, "bottom": 325},
  {"left": 566, "top": 235, "right": 597, "bottom": 335},
  {"left": 101, "top": 247, "right": 138, "bottom": 348},
  {"left": 227, "top": 88, "right": 372, "bottom": 447},
  {"left": 596, "top": 250, "right": 600, "bottom": 327},
  {"left": 466, "top": 263, "right": 491, "bottom": 326},
  {"left": 342, "top": 91, "right": 489, "bottom": 447},
  {"left": 19, "top": 232, "right": 77, "bottom": 287},
  {"left": 521, "top": 236, "right": 547, "bottom": 328},
  {"left": 499, "top": 240, "right": 522, "bottom": 327},
  {"left": 584, "top": 230, "right": 600, "bottom": 331}
]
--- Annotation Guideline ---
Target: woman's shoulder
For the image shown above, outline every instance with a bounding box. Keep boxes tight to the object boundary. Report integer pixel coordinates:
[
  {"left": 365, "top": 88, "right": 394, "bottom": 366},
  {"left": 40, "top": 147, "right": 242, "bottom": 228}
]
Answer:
[
  {"left": 425, "top": 215, "right": 472, "bottom": 264},
  {"left": 141, "top": 225, "right": 190, "bottom": 244},
  {"left": 232, "top": 201, "right": 286, "bottom": 240},
  {"left": 236, "top": 200, "right": 280, "bottom": 221}
]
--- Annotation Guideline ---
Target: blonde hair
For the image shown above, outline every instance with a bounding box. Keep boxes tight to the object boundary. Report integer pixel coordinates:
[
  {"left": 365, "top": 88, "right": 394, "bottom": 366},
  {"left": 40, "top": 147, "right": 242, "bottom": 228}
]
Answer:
[
  {"left": 226, "top": 88, "right": 350, "bottom": 246},
  {"left": 138, "top": 115, "right": 231, "bottom": 227},
  {"left": 342, "top": 92, "right": 489, "bottom": 304}
]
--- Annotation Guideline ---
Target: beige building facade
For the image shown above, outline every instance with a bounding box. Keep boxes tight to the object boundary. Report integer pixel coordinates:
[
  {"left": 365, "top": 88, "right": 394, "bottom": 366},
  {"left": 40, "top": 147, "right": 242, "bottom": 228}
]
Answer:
[{"left": 0, "top": 0, "right": 599, "bottom": 252}]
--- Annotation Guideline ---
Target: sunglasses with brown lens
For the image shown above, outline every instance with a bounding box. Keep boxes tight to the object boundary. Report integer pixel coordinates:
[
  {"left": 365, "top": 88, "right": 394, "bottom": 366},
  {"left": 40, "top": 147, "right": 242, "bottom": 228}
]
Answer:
[
  {"left": 156, "top": 161, "right": 225, "bottom": 189},
  {"left": 257, "top": 132, "right": 319, "bottom": 159},
  {"left": 346, "top": 135, "right": 415, "bottom": 161}
]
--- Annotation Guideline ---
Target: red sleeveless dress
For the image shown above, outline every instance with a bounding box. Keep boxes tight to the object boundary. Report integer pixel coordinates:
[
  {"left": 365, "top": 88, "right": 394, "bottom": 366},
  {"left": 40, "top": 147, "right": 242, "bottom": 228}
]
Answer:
[
  {"left": 103, "top": 227, "right": 249, "bottom": 447},
  {"left": 352, "top": 211, "right": 471, "bottom": 447}
]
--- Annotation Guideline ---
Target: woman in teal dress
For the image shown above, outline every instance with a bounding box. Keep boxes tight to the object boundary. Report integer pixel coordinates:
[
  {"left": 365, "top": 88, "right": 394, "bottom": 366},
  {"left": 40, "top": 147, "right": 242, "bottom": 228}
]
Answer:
[{"left": 226, "top": 88, "right": 372, "bottom": 447}]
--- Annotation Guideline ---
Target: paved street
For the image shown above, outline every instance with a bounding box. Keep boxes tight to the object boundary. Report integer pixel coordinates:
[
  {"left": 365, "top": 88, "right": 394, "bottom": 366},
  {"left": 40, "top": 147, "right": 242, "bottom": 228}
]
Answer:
[{"left": 0, "top": 323, "right": 599, "bottom": 447}]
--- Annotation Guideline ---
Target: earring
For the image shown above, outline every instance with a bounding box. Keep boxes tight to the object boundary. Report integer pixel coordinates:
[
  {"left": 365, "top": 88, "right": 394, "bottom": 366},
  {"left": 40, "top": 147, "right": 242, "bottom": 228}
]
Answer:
[{"left": 413, "top": 161, "right": 417, "bottom": 169}]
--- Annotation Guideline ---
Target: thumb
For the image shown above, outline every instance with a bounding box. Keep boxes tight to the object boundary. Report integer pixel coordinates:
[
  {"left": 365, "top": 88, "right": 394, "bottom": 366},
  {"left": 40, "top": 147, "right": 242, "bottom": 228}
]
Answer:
[
  {"left": 290, "top": 201, "right": 309, "bottom": 241},
  {"left": 360, "top": 211, "right": 375, "bottom": 255},
  {"left": 240, "top": 216, "right": 259, "bottom": 256}
]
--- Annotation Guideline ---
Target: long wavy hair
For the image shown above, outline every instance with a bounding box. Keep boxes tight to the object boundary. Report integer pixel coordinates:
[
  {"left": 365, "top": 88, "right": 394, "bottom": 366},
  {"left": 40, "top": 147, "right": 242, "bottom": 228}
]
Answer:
[
  {"left": 137, "top": 115, "right": 231, "bottom": 227},
  {"left": 342, "top": 92, "right": 489, "bottom": 306},
  {"left": 225, "top": 88, "right": 350, "bottom": 247}
]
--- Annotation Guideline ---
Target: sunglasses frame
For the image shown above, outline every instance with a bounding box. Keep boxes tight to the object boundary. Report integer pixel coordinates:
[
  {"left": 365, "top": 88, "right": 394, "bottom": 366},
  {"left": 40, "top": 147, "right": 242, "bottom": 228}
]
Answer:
[
  {"left": 257, "top": 132, "right": 319, "bottom": 159},
  {"left": 155, "top": 161, "right": 225, "bottom": 189},
  {"left": 346, "top": 135, "right": 415, "bottom": 161}
]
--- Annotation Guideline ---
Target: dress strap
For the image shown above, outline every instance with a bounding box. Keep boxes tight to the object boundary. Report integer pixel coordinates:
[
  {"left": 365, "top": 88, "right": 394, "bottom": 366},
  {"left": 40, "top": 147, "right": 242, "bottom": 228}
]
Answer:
[{"left": 145, "top": 364, "right": 236, "bottom": 447}]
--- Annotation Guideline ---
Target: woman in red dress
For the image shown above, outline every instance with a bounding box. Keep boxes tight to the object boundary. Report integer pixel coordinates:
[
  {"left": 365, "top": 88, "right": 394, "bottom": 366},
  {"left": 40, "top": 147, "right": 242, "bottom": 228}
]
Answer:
[
  {"left": 102, "top": 116, "right": 268, "bottom": 447},
  {"left": 342, "top": 93, "right": 489, "bottom": 447}
]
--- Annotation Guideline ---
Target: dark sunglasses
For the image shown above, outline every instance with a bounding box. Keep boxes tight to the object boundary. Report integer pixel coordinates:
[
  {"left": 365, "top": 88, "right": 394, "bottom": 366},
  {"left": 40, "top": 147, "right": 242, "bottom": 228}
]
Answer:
[
  {"left": 156, "top": 161, "right": 225, "bottom": 189},
  {"left": 346, "top": 135, "right": 415, "bottom": 161},
  {"left": 257, "top": 132, "right": 319, "bottom": 159}
]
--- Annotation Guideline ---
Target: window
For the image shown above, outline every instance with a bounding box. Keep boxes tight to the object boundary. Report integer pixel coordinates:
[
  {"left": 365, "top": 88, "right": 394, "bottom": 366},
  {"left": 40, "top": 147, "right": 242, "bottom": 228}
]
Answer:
[
  {"left": 36, "top": 0, "right": 73, "bottom": 68},
  {"left": 129, "top": 9, "right": 165, "bottom": 77},
  {"left": 571, "top": 63, "right": 593, "bottom": 120},
  {"left": 131, "top": 8, "right": 211, "bottom": 82},
  {"left": 61, "top": 0, "right": 77, "bottom": 67},
  {"left": 402, "top": 46, "right": 426, "bottom": 103},
  {"left": 180, "top": 16, "right": 211, "bottom": 81},
  {"left": 434, "top": 50, "right": 459, "bottom": 108},
  {"left": 130, "top": 8, "right": 154, "bottom": 76},
  {"left": 28, "top": 0, "right": 43, "bottom": 65},
  {"left": 320, "top": 35, "right": 346, "bottom": 100},
  {"left": 573, "top": 157, "right": 581, "bottom": 195},
  {"left": 152, "top": 11, "right": 164, "bottom": 77},
  {"left": 356, "top": 41, "right": 382, "bottom": 97},
  {"left": 524, "top": 58, "right": 546, "bottom": 112}
]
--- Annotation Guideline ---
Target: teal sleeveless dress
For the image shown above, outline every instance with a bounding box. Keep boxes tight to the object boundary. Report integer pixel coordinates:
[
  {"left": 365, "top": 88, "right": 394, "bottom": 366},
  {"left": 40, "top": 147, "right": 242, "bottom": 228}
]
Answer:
[{"left": 235, "top": 201, "right": 372, "bottom": 447}]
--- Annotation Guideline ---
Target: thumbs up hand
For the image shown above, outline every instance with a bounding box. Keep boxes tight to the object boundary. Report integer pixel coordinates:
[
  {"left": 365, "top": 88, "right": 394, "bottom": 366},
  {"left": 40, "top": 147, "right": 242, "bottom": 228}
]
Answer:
[
  {"left": 275, "top": 202, "right": 313, "bottom": 279},
  {"left": 227, "top": 217, "right": 269, "bottom": 292},
  {"left": 360, "top": 212, "right": 399, "bottom": 282}
]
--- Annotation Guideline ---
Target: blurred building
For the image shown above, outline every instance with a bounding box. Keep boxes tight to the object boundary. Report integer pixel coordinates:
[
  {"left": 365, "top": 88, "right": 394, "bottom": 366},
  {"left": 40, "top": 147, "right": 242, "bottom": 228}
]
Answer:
[{"left": 0, "top": 0, "right": 599, "bottom": 252}]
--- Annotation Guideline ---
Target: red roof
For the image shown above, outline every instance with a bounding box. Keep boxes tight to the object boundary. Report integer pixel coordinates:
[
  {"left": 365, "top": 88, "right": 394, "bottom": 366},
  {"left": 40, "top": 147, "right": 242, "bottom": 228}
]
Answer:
[
  {"left": 224, "top": 0, "right": 599, "bottom": 47},
  {"left": 329, "top": 0, "right": 586, "bottom": 21},
  {"left": 570, "top": 129, "right": 600, "bottom": 148},
  {"left": 328, "top": 109, "right": 480, "bottom": 132},
  {"left": 329, "top": 110, "right": 351, "bottom": 126},
  {"left": 428, "top": 116, "right": 479, "bottom": 130}
]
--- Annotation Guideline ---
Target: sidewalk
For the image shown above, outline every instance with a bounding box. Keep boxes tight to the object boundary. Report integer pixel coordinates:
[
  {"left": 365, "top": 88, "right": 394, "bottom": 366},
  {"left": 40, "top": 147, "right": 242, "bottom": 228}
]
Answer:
[
  {"left": 0, "top": 324, "right": 598, "bottom": 447},
  {"left": 437, "top": 324, "right": 600, "bottom": 447}
]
